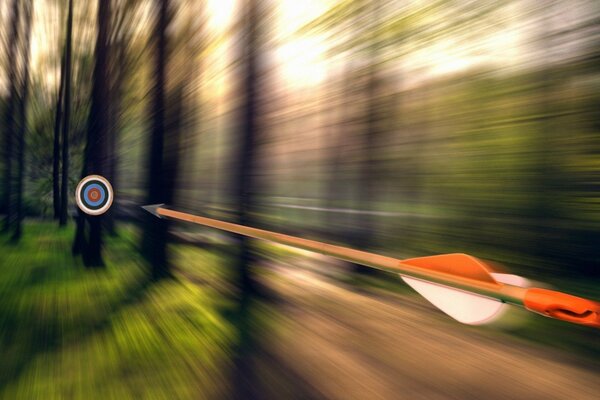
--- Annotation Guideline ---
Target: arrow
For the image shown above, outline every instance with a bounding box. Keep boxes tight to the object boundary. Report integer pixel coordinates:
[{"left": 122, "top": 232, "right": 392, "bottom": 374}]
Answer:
[{"left": 143, "top": 204, "right": 600, "bottom": 328}]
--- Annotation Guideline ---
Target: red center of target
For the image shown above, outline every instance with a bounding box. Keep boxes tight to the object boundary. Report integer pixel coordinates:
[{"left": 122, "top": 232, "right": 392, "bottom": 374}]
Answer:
[{"left": 88, "top": 188, "right": 101, "bottom": 201}]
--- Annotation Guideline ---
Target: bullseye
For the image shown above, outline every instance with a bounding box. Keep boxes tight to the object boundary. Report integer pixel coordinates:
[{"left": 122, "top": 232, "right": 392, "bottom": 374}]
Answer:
[{"left": 75, "top": 175, "right": 113, "bottom": 215}]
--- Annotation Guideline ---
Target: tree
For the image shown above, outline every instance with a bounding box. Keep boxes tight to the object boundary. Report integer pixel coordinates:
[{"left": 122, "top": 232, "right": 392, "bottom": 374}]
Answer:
[
  {"left": 141, "top": 0, "right": 172, "bottom": 279},
  {"left": 53, "top": 50, "right": 66, "bottom": 219},
  {"left": 320, "top": 0, "right": 383, "bottom": 275},
  {"left": 232, "top": 0, "right": 261, "bottom": 297},
  {"left": 82, "top": 0, "right": 111, "bottom": 266},
  {"left": 350, "top": 0, "right": 385, "bottom": 273},
  {"left": 59, "top": 0, "right": 74, "bottom": 227},
  {"left": 105, "top": 0, "right": 139, "bottom": 236},
  {"left": 12, "top": 0, "right": 34, "bottom": 241},
  {"left": 2, "top": 0, "right": 21, "bottom": 233}
]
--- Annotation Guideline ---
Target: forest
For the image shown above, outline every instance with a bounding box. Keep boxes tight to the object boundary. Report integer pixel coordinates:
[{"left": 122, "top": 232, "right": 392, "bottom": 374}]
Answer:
[{"left": 0, "top": 0, "right": 599, "bottom": 399}]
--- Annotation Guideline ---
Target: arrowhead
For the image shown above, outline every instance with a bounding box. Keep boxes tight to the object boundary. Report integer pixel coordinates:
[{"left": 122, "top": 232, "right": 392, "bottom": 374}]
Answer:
[{"left": 141, "top": 204, "right": 165, "bottom": 218}]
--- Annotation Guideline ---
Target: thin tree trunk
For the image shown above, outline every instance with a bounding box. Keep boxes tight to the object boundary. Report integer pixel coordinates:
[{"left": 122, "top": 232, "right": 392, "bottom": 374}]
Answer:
[
  {"left": 13, "top": 0, "right": 34, "bottom": 242},
  {"left": 105, "top": 39, "right": 125, "bottom": 236},
  {"left": 325, "top": 63, "right": 352, "bottom": 234},
  {"left": 83, "top": 0, "right": 110, "bottom": 267},
  {"left": 350, "top": 0, "right": 383, "bottom": 275},
  {"left": 72, "top": 146, "right": 89, "bottom": 255},
  {"left": 53, "top": 50, "right": 66, "bottom": 219},
  {"left": 355, "top": 63, "right": 380, "bottom": 248},
  {"left": 531, "top": 2, "right": 561, "bottom": 272},
  {"left": 231, "top": 5, "right": 261, "bottom": 393},
  {"left": 141, "top": 0, "right": 170, "bottom": 279},
  {"left": 232, "top": 0, "right": 261, "bottom": 297},
  {"left": 2, "top": 0, "right": 21, "bottom": 232},
  {"left": 59, "top": 0, "right": 74, "bottom": 226}
]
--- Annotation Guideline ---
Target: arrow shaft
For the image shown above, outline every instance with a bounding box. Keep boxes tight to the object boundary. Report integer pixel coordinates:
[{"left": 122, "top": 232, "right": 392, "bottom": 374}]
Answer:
[
  {"left": 157, "top": 207, "right": 527, "bottom": 305},
  {"left": 151, "top": 206, "right": 599, "bottom": 328}
]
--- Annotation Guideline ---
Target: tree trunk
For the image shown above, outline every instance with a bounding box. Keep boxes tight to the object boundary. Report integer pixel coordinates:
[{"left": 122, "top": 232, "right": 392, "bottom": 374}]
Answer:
[
  {"left": 325, "top": 63, "right": 353, "bottom": 236},
  {"left": 59, "top": 0, "right": 74, "bottom": 227},
  {"left": 2, "top": 0, "right": 21, "bottom": 233},
  {"left": 105, "top": 39, "right": 125, "bottom": 236},
  {"left": 141, "top": 0, "right": 171, "bottom": 279},
  {"left": 83, "top": 0, "right": 110, "bottom": 267},
  {"left": 231, "top": 7, "right": 262, "bottom": 394},
  {"left": 53, "top": 50, "right": 66, "bottom": 220},
  {"left": 72, "top": 145, "right": 89, "bottom": 255},
  {"left": 351, "top": 0, "right": 383, "bottom": 275},
  {"left": 13, "top": 0, "right": 34, "bottom": 242},
  {"left": 232, "top": 0, "right": 261, "bottom": 297}
]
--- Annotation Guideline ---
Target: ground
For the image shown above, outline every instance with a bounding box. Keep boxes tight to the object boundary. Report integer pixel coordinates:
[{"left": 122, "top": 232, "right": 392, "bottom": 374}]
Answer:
[{"left": 0, "top": 222, "right": 598, "bottom": 399}]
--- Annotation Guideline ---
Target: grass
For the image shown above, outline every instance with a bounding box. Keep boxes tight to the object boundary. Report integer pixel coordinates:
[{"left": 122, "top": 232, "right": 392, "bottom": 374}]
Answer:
[
  {"left": 0, "top": 221, "right": 598, "bottom": 399},
  {"left": 0, "top": 222, "right": 237, "bottom": 399}
]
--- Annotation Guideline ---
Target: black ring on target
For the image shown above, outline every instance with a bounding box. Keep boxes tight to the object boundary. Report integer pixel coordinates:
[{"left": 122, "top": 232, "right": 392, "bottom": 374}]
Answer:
[{"left": 75, "top": 175, "right": 114, "bottom": 215}]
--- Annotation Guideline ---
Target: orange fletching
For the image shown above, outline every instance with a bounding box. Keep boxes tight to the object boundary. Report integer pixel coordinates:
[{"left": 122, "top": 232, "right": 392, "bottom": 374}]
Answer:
[{"left": 402, "top": 253, "right": 499, "bottom": 284}]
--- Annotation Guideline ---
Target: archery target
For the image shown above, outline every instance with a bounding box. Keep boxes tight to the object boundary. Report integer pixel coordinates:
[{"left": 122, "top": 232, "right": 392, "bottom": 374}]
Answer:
[{"left": 75, "top": 175, "right": 113, "bottom": 215}]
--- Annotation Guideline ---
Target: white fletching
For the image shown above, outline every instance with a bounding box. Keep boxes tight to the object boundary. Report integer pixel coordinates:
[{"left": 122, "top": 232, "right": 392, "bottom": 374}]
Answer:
[
  {"left": 490, "top": 273, "right": 531, "bottom": 288},
  {"left": 400, "top": 275, "right": 507, "bottom": 325}
]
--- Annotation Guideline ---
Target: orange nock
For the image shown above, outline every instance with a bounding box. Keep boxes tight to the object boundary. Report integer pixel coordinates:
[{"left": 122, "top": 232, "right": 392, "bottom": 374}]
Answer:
[{"left": 524, "top": 288, "right": 600, "bottom": 328}]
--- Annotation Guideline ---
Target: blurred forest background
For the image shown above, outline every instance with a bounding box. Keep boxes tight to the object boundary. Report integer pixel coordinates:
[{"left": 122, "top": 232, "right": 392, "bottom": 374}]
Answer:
[{"left": 0, "top": 0, "right": 599, "bottom": 399}]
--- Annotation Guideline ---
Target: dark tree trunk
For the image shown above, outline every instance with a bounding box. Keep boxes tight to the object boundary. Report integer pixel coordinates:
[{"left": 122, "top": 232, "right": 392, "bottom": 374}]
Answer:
[
  {"left": 105, "top": 40, "right": 125, "bottom": 236},
  {"left": 325, "top": 63, "right": 353, "bottom": 236},
  {"left": 59, "top": 0, "right": 74, "bottom": 227},
  {"left": 53, "top": 51, "right": 66, "bottom": 220},
  {"left": 351, "top": 67, "right": 380, "bottom": 274},
  {"left": 230, "top": 6, "right": 262, "bottom": 395},
  {"left": 531, "top": 2, "right": 563, "bottom": 273},
  {"left": 2, "top": 0, "right": 21, "bottom": 233},
  {"left": 232, "top": 0, "right": 261, "bottom": 297},
  {"left": 141, "top": 0, "right": 171, "bottom": 280},
  {"left": 12, "top": 0, "right": 33, "bottom": 242},
  {"left": 72, "top": 143, "right": 89, "bottom": 255},
  {"left": 72, "top": 210, "right": 87, "bottom": 254},
  {"left": 83, "top": 0, "right": 111, "bottom": 267},
  {"left": 355, "top": 70, "right": 379, "bottom": 245},
  {"left": 230, "top": 4, "right": 263, "bottom": 394},
  {"left": 351, "top": 0, "right": 383, "bottom": 275}
]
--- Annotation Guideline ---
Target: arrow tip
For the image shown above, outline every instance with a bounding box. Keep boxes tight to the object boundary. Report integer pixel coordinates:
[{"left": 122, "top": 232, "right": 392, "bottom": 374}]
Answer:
[{"left": 141, "top": 204, "right": 165, "bottom": 218}]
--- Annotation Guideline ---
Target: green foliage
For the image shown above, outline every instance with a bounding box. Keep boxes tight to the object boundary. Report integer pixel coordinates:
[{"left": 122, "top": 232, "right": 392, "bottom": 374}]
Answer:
[{"left": 0, "top": 222, "right": 236, "bottom": 399}]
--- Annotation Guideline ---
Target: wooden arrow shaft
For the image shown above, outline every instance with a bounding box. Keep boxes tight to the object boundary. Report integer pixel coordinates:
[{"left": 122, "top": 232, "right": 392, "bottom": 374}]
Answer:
[
  {"left": 157, "top": 207, "right": 526, "bottom": 304},
  {"left": 156, "top": 207, "right": 600, "bottom": 328}
]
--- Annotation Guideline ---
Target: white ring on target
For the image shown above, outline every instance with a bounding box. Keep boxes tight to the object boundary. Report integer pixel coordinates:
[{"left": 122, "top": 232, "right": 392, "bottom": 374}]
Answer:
[{"left": 75, "top": 175, "right": 114, "bottom": 216}]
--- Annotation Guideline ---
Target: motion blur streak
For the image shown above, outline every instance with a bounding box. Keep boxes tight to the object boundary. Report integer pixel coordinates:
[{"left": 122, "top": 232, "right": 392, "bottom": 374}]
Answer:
[{"left": 0, "top": 0, "right": 599, "bottom": 399}]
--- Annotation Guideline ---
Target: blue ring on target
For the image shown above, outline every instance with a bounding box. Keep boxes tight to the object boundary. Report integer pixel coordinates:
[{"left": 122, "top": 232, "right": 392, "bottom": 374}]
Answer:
[
  {"left": 83, "top": 184, "right": 106, "bottom": 207},
  {"left": 75, "top": 175, "right": 114, "bottom": 216}
]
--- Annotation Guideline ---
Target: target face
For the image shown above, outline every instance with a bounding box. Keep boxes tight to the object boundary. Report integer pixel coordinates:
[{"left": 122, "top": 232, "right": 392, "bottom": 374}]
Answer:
[{"left": 75, "top": 175, "right": 114, "bottom": 215}]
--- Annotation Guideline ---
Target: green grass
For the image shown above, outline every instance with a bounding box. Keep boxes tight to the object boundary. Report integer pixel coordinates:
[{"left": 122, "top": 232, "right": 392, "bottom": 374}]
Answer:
[
  {"left": 0, "top": 222, "right": 237, "bottom": 399},
  {"left": 1, "top": 221, "right": 598, "bottom": 399}
]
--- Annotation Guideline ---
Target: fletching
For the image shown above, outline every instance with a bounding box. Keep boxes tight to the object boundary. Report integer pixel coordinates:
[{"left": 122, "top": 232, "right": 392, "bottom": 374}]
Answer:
[
  {"left": 402, "top": 253, "right": 498, "bottom": 283},
  {"left": 400, "top": 254, "right": 508, "bottom": 324},
  {"left": 400, "top": 275, "right": 507, "bottom": 324},
  {"left": 490, "top": 273, "right": 531, "bottom": 288}
]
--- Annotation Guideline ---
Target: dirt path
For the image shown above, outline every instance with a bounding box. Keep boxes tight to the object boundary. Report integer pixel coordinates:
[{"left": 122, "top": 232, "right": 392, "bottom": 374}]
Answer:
[{"left": 248, "top": 260, "right": 600, "bottom": 400}]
